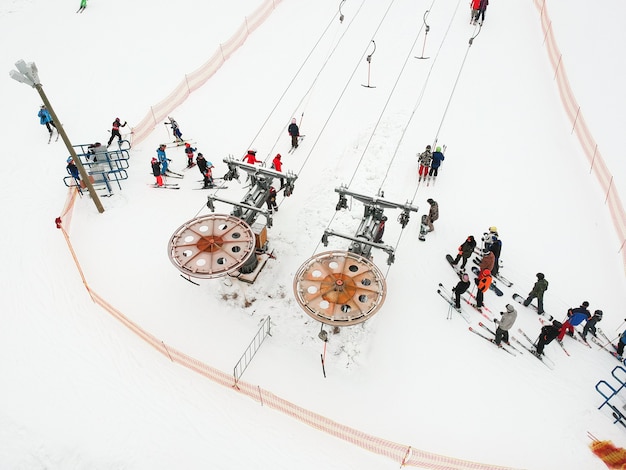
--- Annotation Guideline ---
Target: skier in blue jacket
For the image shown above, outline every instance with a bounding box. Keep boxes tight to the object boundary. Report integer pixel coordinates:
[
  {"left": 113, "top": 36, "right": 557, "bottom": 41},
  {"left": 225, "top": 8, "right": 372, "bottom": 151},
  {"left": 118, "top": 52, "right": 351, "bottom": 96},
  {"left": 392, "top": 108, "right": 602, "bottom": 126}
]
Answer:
[
  {"left": 617, "top": 330, "right": 626, "bottom": 360},
  {"left": 428, "top": 146, "right": 445, "bottom": 178},
  {"left": 157, "top": 144, "right": 169, "bottom": 175},
  {"left": 38, "top": 105, "right": 57, "bottom": 135},
  {"left": 558, "top": 302, "right": 591, "bottom": 341}
]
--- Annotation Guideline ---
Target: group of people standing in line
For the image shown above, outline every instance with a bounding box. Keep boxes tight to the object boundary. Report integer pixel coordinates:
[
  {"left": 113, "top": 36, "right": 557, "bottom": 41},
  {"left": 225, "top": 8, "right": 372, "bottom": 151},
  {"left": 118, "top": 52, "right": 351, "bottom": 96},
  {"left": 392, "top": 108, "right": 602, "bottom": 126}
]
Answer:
[{"left": 447, "top": 225, "right": 609, "bottom": 357}]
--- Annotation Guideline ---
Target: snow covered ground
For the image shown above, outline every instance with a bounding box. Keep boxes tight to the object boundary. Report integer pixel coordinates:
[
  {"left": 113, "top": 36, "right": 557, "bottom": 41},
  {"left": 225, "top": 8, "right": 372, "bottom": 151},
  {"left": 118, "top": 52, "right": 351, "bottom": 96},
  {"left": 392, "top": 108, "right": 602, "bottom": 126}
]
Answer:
[{"left": 1, "top": 0, "right": 626, "bottom": 468}]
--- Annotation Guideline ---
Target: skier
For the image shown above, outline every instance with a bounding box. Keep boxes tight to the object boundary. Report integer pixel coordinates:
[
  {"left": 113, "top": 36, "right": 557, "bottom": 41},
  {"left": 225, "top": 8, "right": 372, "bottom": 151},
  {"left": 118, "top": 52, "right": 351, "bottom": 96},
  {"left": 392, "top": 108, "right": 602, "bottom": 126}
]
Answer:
[
  {"left": 373, "top": 216, "right": 387, "bottom": 243},
  {"left": 582, "top": 310, "right": 603, "bottom": 341},
  {"left": 474, "top": 268, "right": 492, "bottom": 312},
  {"left": 107, "top": 117, "right": 127, "bottom": 147},
  {"left": 157, "top": 144, "right": 169, "bottom": 175},
  {"left": 557, "top": 301, "right": 591, "bottom": 342},
  {"left": 78, "top": 0, "right": 87, "bottom": 12},
  {"left": 151, "top": 157, "right": 163, "bottom": 187},
  {"left": 184, "top": 143, "right": 197, "bottom": 168},
  {"left": 452, "top": 273, "right": 471, "bottom": 310},
  {"left": 244, "top": 149, "right": 261, "bottom": 165},
  {"left": 494, "top": 304, "right": 517, "bottom": 347},
  {"left": 451, "top": 235, "right": 477, "bottom": 270},
  {"left": 38, "top": 105, "right": 57, "bottom": 136},
  {"left": 428, "top": 146, "right": 445, "bottom": 179},
  {"left": 66, "top": 157, "right": 80, "bottom": 182},
  {"left": 478, "top": 250, "right": 495, "bottom": 274},
  {"left": 482, "top": 226, "right": 498, "bottom": 252},
  {"left": 266, "top": 186, "right": 278, "bottom": 213},
  {"left": 535, "top": 320, "right": 562, "bottom": 356},
  {"left": 523, "top": 273, "right": 549, "bottom": 314},
  {"left": 288, "top": 118, "right": 300, "bottom": 149},
  {"left": 616, "top": 330, "right": 626, "bottom": 360},
  {"left": 202, "top": 161, "right": 215, "bottom": 188},
  {"left": 272, "top": 153, "right": 285, "bottom": 189},
  {"left": 196, "top": 152, "right": 208, "bottom": 174},
  {"left": 487, "top": 233, "right": 502, "bottom": 276},
  {"left": 166, "top": 117, "right": 183, "bottom": 142},
  {"left": 476, "top": 0, "right": 488, "bottom": 25},
  {"left": 417, "top": 145, "right": 432, "bottom": 181},
  {"left": 425, "top": 198, "right": 438, "bottom": 232},
  {"left": 470, "top": 0, "right": 481, "bottom": 24}
]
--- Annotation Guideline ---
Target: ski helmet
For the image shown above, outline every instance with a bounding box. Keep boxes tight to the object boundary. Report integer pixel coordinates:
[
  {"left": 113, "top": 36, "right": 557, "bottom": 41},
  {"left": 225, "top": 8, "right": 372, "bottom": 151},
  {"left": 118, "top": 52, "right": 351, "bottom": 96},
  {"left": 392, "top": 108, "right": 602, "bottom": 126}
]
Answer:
[
  {"left": 207, "top": 161, "right": 214, "bottom": 168},
  {"left": 426, "top": 145, "right": 431, "bottom": 150},
  {"left": 582, "top": 301, "right": 590, "bottom": 308},
  {"left": 275, "top": 153, "right": 281, "bottom": 159},
  {"left": 482, "top": 269, "right": 491, "bottom": 276},
  {"left": 185, "top": 143, "right": 190, "bottom": 147},
  {"left": 537, "top": 272, "right": 545, "bottom": 280},
  {"left": 197, "top": 153, "right": 203, "bottom": 157},
  {"left": 427, "top": 198, "right": 434, "bottom": 204},
  {"left": 249, "top": 148, "right": 257, "bottom": 154},
  {"left": 67, "top": 157, "right": 73, "bottom": 163},
  {"left": 489, "top": 226, "right": 498, "bottom": 233},
  {"left": 594, "top": 310, "right": 603, "bottom": 317},
  {"left": 436, "top": 146, "right": 441, "bottom": 152}
]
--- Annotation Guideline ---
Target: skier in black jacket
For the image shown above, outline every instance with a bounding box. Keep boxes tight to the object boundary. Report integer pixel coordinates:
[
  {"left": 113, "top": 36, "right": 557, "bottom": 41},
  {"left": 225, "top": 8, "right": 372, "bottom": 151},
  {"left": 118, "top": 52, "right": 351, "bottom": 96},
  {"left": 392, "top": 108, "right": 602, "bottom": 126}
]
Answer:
[{"left": 535, "top": 320, "right": 562, "bottom": 356}]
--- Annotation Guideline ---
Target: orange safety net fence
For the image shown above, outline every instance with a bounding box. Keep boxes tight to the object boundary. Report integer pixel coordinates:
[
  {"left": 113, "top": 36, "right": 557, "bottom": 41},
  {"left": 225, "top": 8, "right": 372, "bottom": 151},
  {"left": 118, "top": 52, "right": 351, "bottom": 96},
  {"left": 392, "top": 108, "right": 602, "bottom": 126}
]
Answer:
[
  {"left": 533, "top": 0, "right": 626, "bottom": 275},
  {"left": 130, "top": 0, "right": 283, "bottom": 147}
]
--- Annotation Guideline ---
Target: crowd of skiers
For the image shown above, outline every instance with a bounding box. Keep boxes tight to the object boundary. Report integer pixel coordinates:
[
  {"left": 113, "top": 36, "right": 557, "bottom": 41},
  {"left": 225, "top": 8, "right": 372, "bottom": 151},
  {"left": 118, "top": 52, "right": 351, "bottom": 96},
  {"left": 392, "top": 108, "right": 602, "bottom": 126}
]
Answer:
[{"left": 446, "top": 224, "right": 614, "bottom": 359}]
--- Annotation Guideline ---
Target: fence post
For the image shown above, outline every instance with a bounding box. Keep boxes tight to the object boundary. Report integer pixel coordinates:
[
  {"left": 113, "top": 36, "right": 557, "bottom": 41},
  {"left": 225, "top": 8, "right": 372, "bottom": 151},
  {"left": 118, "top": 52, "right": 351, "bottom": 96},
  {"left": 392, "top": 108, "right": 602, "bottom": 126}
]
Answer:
[
  {"left": 543, "top": 20, "right": 552, "bottom": 45},
  {"left": 605, "top": 176, "right": 614, "bottom": 204},
  {"left": 571, "top": 106, "right": 580, "bottom": 134},
  {"left": 553, "top": 54, "right": 562, "bottom": 80},
  {"left": 162, "top": 341, "right": 173, "bottom": 362},
  {"left": 589, "top": 144, "right": 598, "bottom": 173}
]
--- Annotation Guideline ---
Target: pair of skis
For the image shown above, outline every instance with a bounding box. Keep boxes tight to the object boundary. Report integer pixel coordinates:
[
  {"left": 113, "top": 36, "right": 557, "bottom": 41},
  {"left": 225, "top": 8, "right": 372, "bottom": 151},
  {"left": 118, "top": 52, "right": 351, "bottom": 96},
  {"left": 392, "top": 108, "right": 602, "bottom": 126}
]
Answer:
[
  {"left": 512, "top": 293, "right": 554, "bottom": 321},
  {"left": 514, "top": 328, "right": 555, "bottom": 369},
  {"left": 287, "top": 135, "right": 306, "bottom": 154},
  {"left": 468, "top": 322, "right": 520, "bottom": 356}
]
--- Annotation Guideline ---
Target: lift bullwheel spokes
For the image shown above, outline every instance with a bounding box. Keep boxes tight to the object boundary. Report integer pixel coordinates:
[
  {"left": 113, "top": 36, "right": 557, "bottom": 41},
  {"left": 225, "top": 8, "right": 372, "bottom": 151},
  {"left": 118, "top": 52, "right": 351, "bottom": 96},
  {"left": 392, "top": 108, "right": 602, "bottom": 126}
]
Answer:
[
  {"left": 168, "top": 214, "right": 256, "bottom": 279},
  {"left": 293, "top": 250, "right": 387, "bottom": 326}
]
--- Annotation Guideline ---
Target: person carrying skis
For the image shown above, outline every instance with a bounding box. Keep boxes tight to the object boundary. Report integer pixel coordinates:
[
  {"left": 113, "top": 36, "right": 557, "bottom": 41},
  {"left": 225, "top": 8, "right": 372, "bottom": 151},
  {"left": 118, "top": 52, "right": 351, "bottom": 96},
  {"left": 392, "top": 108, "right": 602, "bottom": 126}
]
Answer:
[
  {"left": 184, "top": 143, "right": 197, "bottom": 168},
  {"left": 202, "top": 161, "right": 215, "bottom": 188},
  {"left": 451, "top": 235, "right": 477, "bottom": 270},
  {"left": 582, "top": 310, "right": 603, "bottom": 341},
  {"left": 425, "top": 198, "right": 438, "bottom": 232},
  {"left": 157, "top": 144, "right": 169, "bottom": 175},
  {"left": 107, "top": 117, "right": 127, "bottom": 147},
  {"left": 166, "top": 117, "right": 183, "bottom": 142},
  {"left": 535, "top": 320, "right": 562, "bottom": 356},
  {"left": 452, "top": 273, "right": 471, "bottom": 310},
  {"left": 417, "top": 145, "right": 432, "bottom": 181},
  {"left": 523, "top": 273, "right": 549, "bottom": 314},
  {"left": 266, "top": 186, "right": 278, "bottom": 213},
  {"left": 494, "top": 304, "right": 517, "bottom": 347},
  {"left": 474, "top": 268, "right": 492, "bottom": 312},
  {"left": 244, "top": 149, "right": 261, "bottom": 165},
  {"left": 557, "top": 301, "right": 591, "bottom": 342},
  {"left": 428, "top": 146, "right": 445, "bottom": 179},
  {"left": 288, "top": 118, "right": 300, "bottom": 149},
  {"left": 151, "top": 157, "right": 163, "bottom": 187},
  {"left": 38, "top": 105, "right": 57, "bottom": 136}
]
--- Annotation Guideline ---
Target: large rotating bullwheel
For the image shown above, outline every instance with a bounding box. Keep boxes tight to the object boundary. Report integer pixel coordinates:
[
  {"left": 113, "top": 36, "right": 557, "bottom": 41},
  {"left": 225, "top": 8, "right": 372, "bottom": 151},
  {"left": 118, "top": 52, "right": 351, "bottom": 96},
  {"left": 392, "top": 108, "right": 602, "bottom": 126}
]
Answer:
[
  {"left": 168, "top": 214, "right": 256, "bottom": 279},
  {"left": 293, "top": 251, "right": 387, "bottom": 326}
]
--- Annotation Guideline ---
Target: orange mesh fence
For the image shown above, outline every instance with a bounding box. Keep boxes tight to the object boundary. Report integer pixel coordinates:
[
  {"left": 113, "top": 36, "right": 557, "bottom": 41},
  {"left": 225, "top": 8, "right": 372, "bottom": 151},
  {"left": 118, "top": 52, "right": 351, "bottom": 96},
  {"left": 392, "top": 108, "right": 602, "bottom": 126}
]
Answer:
[
  {"left": 130, "top": 0, "right": 284, "bottom": 147},
  {"left": 534, "top": 0, "right": 626, "bottom": 275},
  {"left": 55, "top": 234, "right": 520, "bottom": 469}
]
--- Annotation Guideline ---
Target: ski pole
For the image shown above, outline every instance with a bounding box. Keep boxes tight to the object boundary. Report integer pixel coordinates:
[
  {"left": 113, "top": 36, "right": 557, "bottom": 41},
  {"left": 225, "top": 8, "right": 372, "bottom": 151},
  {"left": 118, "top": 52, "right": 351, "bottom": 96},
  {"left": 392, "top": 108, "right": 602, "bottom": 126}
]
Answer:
[
  {"left": 321, "top": 341, "right": 327, "bottom": 378},
  {"left": 616, "top": 318, "right": 626, "bottom": 332}
]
